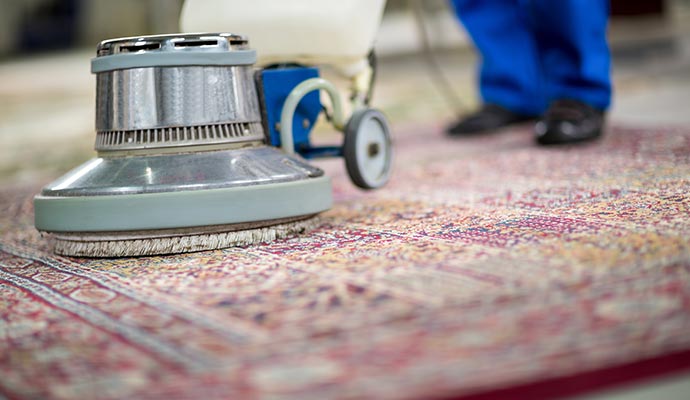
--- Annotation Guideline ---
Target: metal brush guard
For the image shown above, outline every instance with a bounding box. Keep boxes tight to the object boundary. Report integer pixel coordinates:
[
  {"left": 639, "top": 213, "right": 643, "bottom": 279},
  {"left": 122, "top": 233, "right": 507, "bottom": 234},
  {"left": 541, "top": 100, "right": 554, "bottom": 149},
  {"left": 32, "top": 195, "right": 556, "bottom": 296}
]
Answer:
[{"left": 34, "top": 33, "right": 332, "bottom": 243}]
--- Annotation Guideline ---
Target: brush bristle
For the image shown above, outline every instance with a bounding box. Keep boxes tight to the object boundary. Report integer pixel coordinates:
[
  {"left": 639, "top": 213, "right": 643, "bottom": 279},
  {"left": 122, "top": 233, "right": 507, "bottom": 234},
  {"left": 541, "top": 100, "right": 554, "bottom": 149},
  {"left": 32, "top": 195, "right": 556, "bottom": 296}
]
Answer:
[{"left": 53, "top": 217, "right": 320, "bottom": 258}]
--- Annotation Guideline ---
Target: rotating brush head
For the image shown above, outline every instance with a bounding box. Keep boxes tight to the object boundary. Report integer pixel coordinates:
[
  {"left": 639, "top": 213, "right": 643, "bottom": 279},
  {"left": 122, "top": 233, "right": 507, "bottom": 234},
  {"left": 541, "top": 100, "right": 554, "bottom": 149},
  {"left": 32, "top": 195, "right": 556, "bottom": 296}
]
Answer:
[{"left": 34, "top": 33, "right": 333, "bottom": 257}]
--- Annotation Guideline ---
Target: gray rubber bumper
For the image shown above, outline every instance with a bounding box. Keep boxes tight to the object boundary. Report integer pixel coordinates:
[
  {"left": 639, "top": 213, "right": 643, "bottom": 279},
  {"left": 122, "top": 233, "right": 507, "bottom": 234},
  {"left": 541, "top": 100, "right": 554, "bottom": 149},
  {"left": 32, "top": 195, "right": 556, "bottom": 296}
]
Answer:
[{"left": 34, "top": 176, "right": 332, "bottom": 233}]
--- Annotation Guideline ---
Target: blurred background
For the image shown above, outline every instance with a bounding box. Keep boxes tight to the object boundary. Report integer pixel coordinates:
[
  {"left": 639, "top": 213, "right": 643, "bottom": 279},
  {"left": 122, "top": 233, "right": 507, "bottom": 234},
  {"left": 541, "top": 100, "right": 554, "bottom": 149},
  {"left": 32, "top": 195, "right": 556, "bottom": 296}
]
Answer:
[{"left": 1, "top": 0, "right": 689, "bottom": 186}]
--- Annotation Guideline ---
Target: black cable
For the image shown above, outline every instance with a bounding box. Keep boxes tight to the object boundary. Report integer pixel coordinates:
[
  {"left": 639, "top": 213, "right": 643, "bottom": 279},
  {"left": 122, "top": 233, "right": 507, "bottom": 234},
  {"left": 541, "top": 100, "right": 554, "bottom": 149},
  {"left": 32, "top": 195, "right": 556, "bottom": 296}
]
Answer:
[
  {"left": 409, "top": 0, "right": 466, "bottom": 114},
  {"left": 365, "top": 50, "right": 377, "bottom": 106}
]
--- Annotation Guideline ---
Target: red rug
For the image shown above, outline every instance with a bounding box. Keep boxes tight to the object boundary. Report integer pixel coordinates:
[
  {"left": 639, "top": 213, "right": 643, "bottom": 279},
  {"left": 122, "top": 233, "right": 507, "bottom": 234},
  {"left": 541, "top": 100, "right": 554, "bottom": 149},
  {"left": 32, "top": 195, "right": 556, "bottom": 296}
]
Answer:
[{"left": 1, "top": 124, "right": 689, "bottom": 399}]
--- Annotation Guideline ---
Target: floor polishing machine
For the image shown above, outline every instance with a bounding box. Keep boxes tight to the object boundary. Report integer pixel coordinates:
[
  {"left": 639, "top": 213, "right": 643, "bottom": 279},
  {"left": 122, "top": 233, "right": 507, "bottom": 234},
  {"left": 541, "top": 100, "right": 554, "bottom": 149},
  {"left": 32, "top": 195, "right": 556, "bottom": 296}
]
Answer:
[{"left": 33, "top": 0, "right": 392, "bottom": 257}]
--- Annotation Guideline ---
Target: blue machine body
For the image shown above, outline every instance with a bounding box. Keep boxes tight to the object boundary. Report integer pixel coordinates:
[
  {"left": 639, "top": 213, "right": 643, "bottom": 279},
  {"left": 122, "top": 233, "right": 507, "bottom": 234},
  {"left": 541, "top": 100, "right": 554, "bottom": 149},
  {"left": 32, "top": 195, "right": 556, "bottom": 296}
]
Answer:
[{"left": 259, "top": 67, "right": 342, "bottom": 159}]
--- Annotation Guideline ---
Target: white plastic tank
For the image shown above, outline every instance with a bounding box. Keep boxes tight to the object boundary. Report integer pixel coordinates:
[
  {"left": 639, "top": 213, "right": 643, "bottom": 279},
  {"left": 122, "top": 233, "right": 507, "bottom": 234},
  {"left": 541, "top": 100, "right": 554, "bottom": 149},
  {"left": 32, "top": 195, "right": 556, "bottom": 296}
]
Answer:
[{"left": 179, "top": 0, "right": 386, "bottom": 77}]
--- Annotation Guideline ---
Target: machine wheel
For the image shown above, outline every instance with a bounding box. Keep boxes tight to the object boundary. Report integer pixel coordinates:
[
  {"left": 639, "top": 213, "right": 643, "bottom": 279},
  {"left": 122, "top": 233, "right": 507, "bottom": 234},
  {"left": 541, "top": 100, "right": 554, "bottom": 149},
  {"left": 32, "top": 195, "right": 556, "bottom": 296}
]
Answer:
[{"left": 343, "top": 108, "right": 392, "bottom": 190}]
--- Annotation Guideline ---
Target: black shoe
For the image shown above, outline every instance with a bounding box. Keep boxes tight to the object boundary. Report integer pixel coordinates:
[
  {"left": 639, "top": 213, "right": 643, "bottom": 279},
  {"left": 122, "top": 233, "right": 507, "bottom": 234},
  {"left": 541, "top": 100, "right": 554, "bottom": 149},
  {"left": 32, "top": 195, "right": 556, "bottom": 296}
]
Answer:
[
  {"left": 447, "top": 104, "right": 535, "bottom": 136},
  {"left": 535, "top": 99, "right": 605, "bottom": 145}
]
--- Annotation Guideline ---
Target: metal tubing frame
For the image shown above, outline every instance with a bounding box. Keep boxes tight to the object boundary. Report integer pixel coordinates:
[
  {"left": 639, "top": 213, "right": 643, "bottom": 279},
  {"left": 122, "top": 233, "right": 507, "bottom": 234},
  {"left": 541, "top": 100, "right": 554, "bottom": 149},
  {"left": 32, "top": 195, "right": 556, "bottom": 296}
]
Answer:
[{"left": 279, "top": 78, "right": 345, "bottom": 155}]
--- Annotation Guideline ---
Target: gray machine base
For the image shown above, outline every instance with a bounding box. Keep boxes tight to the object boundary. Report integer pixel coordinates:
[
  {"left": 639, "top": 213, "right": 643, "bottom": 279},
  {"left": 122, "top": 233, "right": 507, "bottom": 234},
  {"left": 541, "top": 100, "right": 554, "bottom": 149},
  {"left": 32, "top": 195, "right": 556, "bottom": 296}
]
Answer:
[{"left": 35, "top": 176, "right": 332, "bottom": 233}]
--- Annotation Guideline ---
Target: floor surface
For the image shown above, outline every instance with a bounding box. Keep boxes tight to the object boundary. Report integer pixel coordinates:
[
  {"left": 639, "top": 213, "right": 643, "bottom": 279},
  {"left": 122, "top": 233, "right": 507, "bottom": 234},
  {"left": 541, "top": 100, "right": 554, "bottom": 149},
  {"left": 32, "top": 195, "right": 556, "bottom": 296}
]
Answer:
[{"left": 1, "top": 14, "right": 690, "bottom": 400}]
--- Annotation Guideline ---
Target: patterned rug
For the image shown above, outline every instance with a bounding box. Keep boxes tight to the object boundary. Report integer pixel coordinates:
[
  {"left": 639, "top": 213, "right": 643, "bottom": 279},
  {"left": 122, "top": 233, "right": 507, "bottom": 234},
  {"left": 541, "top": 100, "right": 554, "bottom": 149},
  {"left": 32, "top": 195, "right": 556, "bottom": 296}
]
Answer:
[{"left": 1, "top": 124, "right": 689, "bottom": 399}]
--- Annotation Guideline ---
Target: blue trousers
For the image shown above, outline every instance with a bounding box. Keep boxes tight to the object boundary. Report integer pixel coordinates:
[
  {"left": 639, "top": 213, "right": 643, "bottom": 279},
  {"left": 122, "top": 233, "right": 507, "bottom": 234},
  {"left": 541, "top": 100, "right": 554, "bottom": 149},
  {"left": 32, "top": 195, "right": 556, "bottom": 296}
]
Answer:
[{"left": 450, "top": 0, "right": 612, "bottom": 115}]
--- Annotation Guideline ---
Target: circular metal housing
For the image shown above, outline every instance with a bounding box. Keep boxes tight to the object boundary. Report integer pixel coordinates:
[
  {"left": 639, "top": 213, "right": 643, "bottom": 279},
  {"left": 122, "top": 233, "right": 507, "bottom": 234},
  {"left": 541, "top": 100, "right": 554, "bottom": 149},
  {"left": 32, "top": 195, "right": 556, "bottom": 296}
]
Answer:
[
  {"left": 34, "top": 33, "right": 333, "bottom": 254},
  {"left": 38, "top": 146, "right": 325, "bottom": 197},
  {"left": 92, "top": 33, "right": 264, "bottom": 152}
]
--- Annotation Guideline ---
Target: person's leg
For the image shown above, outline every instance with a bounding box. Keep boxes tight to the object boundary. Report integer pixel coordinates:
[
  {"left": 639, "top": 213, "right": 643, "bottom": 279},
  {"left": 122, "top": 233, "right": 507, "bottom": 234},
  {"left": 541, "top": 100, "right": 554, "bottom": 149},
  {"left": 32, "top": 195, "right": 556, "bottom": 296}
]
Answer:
[
  {"left": 450, "top": 0, "right": 546, "bottom": 117},
  {"left": 529, "top": 0, "right": 611, "bottom": 144}
]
